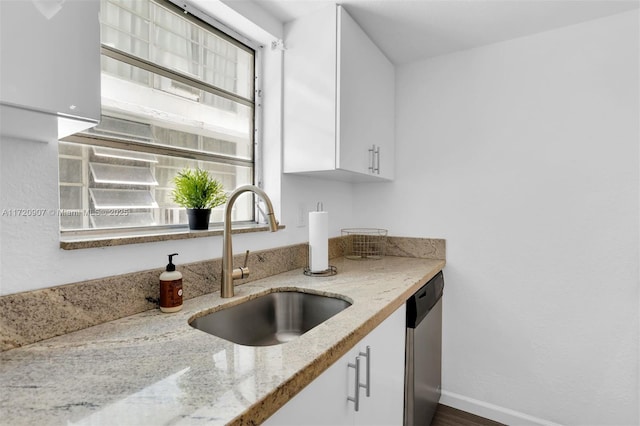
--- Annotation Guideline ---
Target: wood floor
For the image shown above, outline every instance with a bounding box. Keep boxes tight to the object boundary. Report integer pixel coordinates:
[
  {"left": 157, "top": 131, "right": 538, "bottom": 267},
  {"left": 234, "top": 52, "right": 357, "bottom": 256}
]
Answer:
[{"left": 431, "top": 404, "right": 505, "bottom": 426}]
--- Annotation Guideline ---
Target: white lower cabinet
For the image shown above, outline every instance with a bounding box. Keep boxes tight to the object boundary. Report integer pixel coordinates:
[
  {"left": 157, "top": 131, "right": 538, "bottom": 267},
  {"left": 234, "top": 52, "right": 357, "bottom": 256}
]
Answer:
[{"left": 265, "top": 304, "right": 406, "bottom": 425}]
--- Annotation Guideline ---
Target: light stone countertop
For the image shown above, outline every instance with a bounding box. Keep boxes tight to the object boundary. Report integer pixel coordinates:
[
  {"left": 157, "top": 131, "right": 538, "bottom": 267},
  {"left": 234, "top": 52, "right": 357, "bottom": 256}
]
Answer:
[{"left": 0, "top": 256, "right": 445, "bottom": 426}]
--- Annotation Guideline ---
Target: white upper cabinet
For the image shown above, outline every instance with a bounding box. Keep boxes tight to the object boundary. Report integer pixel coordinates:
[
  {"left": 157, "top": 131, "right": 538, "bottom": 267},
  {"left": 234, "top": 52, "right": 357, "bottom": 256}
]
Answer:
[
  {"left": 0, "top": 0, "right": 101, "bottom": 142},
  {"left": 283, "top": 5, "right": 395, "bottom": 181}
]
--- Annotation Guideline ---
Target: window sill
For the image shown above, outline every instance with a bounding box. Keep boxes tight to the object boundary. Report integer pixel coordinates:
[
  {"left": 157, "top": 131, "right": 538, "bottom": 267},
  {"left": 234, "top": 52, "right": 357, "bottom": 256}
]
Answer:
[{"left": 60, "top": 223, "right": 286, "bottom": 250}]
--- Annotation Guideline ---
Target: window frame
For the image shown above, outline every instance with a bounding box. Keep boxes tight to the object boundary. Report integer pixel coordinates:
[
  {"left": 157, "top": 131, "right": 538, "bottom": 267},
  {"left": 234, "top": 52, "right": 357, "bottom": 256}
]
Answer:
[{"left": 59, "top": 0, "right": 264, "bottom": 241}]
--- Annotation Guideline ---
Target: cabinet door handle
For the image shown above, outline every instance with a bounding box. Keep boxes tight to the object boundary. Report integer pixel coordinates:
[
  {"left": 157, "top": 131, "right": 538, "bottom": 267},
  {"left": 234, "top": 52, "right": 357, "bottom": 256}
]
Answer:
[
  {"left": 368, "top": 145, "right": 376, "bottom": 173},
  {"left": 368, "top": 145, "right": 380, "bottom": 174},
  {"left": 359, "top": 346, "right": 371, "bottom": 397},
  {"left": 347, "top": 356, "right": 361, "bottom": 412}
]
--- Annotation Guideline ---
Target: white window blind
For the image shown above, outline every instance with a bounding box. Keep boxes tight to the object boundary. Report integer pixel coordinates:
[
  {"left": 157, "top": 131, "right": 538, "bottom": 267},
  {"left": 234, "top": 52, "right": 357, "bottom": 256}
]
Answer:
[{"left": 59, "top": 0, "right": 256, "bottom": 234}]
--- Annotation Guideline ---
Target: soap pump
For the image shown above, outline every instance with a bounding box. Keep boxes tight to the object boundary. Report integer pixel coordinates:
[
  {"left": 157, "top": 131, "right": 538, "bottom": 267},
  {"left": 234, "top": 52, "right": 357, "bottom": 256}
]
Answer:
[{"left": 160, "top": 253, "right": 183, "bottom": 313}]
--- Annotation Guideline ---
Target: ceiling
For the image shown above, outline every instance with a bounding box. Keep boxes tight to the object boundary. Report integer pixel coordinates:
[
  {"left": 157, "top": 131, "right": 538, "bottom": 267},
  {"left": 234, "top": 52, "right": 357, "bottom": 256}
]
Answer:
[{"left": 249, "top": 0, "right": 639, "bottom": 64}]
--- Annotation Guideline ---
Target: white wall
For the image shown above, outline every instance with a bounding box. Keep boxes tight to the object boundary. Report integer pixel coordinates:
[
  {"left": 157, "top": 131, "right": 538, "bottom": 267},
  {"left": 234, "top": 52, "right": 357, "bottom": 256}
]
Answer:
[
  {"left": 354, "top": 10, "right": 639, "bottom": 426},
  {"left": 0, "top": 1, "right": 354, "bottom": 296}
]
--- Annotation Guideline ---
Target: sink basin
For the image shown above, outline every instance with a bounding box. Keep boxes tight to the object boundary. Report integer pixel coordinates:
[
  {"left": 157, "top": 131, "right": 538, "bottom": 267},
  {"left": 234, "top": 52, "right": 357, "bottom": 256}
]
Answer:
[{"left": 189, "top": 290, "right": 352, "bottom": 346}]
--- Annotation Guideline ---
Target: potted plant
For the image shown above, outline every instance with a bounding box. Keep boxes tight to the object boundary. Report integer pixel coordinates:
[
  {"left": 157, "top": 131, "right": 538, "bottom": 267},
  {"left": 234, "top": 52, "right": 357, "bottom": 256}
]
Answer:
[{"left": 172, "top": 168, "right": 227, "bottom": 230}]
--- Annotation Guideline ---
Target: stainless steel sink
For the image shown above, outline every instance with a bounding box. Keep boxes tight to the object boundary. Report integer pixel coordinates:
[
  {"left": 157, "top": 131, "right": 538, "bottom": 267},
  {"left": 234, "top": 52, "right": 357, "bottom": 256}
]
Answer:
[{"left": 189, "top": 290, "right": 352, "bottom": 346}]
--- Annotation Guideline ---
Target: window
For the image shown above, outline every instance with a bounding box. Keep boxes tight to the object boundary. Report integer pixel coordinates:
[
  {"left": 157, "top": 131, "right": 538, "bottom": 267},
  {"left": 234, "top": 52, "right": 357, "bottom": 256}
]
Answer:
[{"left": 59, "top": 0, "right": 257, "bottom": 234}]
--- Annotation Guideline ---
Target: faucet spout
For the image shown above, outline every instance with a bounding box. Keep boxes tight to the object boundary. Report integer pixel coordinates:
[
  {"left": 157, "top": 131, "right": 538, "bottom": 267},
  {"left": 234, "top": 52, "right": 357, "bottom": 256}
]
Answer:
[{"left": 221, "top": 185, "right": 278, "bottom": 298}]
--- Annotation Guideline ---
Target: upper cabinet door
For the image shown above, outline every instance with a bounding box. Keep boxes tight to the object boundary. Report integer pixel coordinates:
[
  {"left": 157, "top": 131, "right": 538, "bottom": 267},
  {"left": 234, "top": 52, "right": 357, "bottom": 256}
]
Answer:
[
  {"left": 283, "top": 5, "right": 395, "bottom": 182},
  {"left": 337, "top": 6, "right": 395, "bottom": 180},
  {"left": 282, "top": 5, "right": 338, "bottom": 174},
  {"left": 0, "top": 0, "right": 101, "bottom": 141}
]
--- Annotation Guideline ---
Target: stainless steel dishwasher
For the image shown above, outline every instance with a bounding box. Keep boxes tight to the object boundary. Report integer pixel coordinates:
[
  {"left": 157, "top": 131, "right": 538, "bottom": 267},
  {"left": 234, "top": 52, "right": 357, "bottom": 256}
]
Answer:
[{"left": 404, "top": 271, "right": 444, "bottom": 426}]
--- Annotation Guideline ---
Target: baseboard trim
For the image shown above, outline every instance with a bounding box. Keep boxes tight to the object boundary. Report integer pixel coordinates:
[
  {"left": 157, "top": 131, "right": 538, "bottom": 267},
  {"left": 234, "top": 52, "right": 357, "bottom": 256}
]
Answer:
[{"left": 439, "top": 390, "right": 563, "bottom": 426}]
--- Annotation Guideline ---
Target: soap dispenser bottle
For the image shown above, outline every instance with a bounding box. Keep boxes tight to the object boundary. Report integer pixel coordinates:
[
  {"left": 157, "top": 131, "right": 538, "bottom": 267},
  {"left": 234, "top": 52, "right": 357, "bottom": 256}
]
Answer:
[{"left": 160, "top": 253, "right": 183, "bottom": 313}]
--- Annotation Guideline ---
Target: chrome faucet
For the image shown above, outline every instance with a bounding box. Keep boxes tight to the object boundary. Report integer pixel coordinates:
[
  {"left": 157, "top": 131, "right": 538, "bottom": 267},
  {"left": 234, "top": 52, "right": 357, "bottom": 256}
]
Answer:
[{"left": 221, "top": 185, "right": 278, "bottom": 298}]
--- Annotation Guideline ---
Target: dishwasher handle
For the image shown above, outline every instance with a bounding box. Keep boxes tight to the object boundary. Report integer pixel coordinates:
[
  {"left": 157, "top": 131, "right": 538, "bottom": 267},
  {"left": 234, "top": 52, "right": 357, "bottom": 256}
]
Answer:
[{"left": 406, "top": 271, "right": 444, "bottom": 328}]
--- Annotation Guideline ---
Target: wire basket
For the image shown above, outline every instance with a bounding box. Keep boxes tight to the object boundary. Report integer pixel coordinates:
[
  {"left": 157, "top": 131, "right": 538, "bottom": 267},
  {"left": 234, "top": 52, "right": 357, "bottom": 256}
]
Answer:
[{"left": 341, "top": 228, "right": 388, "bottom": 260}]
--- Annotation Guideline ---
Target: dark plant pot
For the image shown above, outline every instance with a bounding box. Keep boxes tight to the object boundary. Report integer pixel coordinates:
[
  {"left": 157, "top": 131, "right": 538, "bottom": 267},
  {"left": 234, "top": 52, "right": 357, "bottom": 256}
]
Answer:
[{"left": 186, "top": 208, "right": 211, "bottom": 230}]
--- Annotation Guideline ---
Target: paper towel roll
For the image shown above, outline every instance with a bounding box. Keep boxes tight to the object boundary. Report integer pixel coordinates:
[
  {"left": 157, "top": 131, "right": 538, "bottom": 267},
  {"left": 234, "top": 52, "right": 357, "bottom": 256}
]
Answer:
[{"left": 309, "top": 211, "right": 328, "bottom": 272}]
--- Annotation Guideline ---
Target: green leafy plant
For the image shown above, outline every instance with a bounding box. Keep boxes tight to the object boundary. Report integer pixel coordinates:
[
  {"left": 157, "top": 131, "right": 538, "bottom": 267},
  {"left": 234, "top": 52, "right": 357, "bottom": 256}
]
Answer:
[{"left": 172, "top": 168, "right": 227, "bottom": 209}]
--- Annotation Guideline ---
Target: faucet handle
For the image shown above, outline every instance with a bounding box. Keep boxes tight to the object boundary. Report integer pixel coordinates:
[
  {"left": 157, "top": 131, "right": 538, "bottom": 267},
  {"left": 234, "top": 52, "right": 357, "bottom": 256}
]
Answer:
[
  {"left": 231, "top": 250, "right": 250, "bottom": 280},
  {"left": 243, "top": 250, "right": 250, "bottom": 268}
]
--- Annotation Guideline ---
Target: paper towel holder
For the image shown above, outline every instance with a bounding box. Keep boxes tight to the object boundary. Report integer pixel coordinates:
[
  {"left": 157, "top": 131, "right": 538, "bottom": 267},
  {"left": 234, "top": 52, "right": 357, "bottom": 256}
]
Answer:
[
  {"left": 306, "top": 201, "right": 335, "bottom": 276},
  {"left": 304, "top": 265, "right": 337, "bottom": 277}
]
